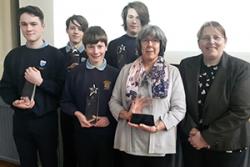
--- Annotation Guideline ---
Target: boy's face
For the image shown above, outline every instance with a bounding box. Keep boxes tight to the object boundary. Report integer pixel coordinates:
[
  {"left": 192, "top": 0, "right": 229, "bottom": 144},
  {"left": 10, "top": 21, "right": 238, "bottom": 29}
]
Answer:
[
  {"left": 126, "top": 8, "right": 142, "bottom": 37},
  {"left": 85, "top": 41, "right": 107, "bottom": 66},
  {"left": 66, "top": 20, "right": 84, "bottom": 46},
  {"left": 19, "top": 13, "right": 44, "bottom": 44}
]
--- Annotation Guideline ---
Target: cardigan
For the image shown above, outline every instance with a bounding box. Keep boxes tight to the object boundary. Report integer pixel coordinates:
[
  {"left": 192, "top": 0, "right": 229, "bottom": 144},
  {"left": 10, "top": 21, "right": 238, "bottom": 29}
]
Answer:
[{"left": 109, "top": 62, "right": 186, "bottom": 156}]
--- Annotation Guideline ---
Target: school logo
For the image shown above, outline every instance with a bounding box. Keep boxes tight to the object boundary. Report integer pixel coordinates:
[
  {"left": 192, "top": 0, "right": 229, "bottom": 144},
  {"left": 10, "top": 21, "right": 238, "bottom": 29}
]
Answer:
[
  {"left": 39, "top": 60, "right": 46, "bottom": 70},
  {"left": 103, "top": 80, "right": 111, "bottom": 90}
]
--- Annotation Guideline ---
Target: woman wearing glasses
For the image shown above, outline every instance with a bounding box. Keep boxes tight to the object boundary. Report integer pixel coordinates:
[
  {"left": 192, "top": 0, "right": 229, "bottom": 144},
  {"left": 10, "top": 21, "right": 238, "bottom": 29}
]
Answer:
[
  {"left": 109, "top": 25, "right": 186, "bottom": 167},
  {"left": 179, "top": 21, "right": 250, "bottom": 167}
]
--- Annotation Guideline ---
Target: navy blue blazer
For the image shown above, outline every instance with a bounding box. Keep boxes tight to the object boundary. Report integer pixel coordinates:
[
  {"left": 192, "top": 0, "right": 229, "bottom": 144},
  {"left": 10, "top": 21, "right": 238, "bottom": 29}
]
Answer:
[{"left": 179, "top": 52, "right": 250, "bottom": 151}]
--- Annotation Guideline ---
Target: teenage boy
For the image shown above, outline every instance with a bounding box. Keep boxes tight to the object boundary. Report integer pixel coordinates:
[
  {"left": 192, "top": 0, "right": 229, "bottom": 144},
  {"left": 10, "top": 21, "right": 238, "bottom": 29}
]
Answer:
[
  {"left": 0, "top": 5, "right": 65, "bottom": 167},
  {"left": 60, "top": 14, "right": 88, "bottom": 167},
  {"left": 61, "top": 26, "right": 119, "bottom": 167}
]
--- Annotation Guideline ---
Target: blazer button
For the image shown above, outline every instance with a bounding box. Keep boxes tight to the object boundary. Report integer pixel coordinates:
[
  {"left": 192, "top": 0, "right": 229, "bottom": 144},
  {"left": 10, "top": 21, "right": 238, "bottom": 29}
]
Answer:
[{"left": 199, "top": 119, "right": 203, "bottom": 124}]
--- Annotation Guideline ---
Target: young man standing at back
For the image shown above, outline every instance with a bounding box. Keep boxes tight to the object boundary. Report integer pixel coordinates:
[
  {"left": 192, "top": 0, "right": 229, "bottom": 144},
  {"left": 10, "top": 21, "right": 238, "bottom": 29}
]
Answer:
[
  {"left": 0, "top": 5, "right": 65, "bottom": 167},
  {"left": 105, "top": 1, "right": 150, "bottom": 70},
  {"left": 60, "top": 14, "right": 88, "bottom": 167},
  {"left": 60, "top": 15, "right": 88, "bottom": 70}
]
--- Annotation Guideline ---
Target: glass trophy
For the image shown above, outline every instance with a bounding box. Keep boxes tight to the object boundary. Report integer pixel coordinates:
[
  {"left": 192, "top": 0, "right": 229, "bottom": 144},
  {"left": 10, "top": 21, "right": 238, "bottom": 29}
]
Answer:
[
  {"left": 130, "top": 113, "right": 155, "bottom": 126},
  {"left": 68, "top": 49, "right": 80, "bottom": 68},
  {"left": 21, "top": 81, "right": 36, "bottom": 101},
  {"left": 85, "top": 84, "right": 99, "bottom": 123}
]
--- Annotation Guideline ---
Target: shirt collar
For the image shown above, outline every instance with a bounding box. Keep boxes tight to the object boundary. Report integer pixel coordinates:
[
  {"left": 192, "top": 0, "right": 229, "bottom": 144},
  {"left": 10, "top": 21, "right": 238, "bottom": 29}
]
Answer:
[
  {"left": 86, "top": 58, "right": 107, "bottom": 71},
  {"left": 65, "top": 42, "right": 85, "bottom": 53},
  {"left": 26, "top": 40, "right": 48, "bottom": 49}
]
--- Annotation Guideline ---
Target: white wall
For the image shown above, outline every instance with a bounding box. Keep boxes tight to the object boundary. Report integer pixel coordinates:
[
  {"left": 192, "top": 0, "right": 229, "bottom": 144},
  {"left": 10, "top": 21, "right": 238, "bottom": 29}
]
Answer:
[
  {"left": 0, "top": 0, "right": 18, "bottom": 78},
  {"left": 20, "top": 0, "right": 250, "bottom": 64}
]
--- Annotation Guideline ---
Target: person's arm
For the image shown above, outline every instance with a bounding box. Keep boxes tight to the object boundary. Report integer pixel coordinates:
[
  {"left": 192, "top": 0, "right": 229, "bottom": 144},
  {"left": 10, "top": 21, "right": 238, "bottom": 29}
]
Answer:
[
  {"left": 60, "top": 72, "right": 78, "bottom": 116},
  {"left": 0, "top": 51, "right": 19, "bottom": 105},
  {"left": 105, "top": 40, "right": 115, "bottom": 67},
  {"left": 179, "top": 60, "right": 198, "bottom": 136},
  {"left": 39, "top": 50, "right": 66, "bottom": 98},
  {"left": 109, "top": 65, "right": 129, "bottom": 120},
  {"left": 118, "top": 109, "right": 132, "bottom": 121},
  {"left": 160, "top": 66, "right": 186, "bottom": 131}
]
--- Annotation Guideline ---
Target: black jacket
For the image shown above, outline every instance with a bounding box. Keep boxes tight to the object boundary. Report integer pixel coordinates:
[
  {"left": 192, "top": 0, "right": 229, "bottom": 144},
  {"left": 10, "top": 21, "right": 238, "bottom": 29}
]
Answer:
[{"left": 179, "top": 52, "right": 250, "bottom": 151}]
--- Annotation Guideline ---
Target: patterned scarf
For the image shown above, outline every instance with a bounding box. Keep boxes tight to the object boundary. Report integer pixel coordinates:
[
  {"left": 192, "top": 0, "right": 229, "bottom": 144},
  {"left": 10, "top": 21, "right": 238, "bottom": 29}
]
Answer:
[{"left": 126, "top": 56, "right": 169, "bottom": 102}]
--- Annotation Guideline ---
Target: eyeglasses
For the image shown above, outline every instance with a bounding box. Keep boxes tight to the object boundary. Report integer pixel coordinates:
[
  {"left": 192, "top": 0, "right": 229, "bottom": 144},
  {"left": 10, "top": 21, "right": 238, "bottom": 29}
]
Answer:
[
  {"left": 141, "top": 39, "right": 160, "bottom": 45},
  {"left": 199, "top": 35, "right": 224, "bottom": 43}
]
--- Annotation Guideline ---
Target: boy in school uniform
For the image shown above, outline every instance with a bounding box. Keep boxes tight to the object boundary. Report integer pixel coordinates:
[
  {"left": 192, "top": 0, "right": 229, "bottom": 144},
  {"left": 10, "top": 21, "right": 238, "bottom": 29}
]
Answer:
[{"left": 61, "top": 26, "right": 119, "bottom": 167}]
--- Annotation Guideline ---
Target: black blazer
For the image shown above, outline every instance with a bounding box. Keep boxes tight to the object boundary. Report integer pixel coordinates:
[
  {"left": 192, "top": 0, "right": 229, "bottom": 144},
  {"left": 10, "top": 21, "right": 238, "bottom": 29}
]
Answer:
[{"left": 179, "top": 52, "right": 250, "bottom": 151}]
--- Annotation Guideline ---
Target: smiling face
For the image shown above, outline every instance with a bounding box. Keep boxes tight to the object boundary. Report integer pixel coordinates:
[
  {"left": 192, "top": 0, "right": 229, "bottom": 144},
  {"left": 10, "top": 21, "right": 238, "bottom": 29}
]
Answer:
[
  {"left": 126, "top": 8, "right": 142, "bottom": 37},
  {"left": 19, "top": 13, "right": 44, "bottom": 45},
  {"left": 198, "top": 26, "right": 227, "bottom": 65},
  {"left": 67, "top": 20, "right": 84, "bottom": 46},
  {"left": 85, "top": 41, "right": 107, "bottom": 66},
  {"left": 141, "top": 36, "right": 160, "bottom": 64}
]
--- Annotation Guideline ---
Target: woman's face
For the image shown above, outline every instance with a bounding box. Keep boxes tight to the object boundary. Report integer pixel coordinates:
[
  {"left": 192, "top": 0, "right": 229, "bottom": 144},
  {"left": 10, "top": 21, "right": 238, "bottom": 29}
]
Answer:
[
  {"left": 141, "top": 36, "right": 160, "bottom": 63},
  {"left": 198, "top": 26, "right": 226, "bottom": 63}
]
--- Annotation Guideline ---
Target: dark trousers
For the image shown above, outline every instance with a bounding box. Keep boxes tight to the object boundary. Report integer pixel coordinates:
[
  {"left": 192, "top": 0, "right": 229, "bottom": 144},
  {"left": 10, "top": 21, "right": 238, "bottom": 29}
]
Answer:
[
  {"left": 60, "top": 112, "right": 77, "bottom": 167},
  {"left": 120, "top": 151, "right": 174, "bottom": 167},
  {"left": 75, "top": 131, "right": 115, "bottom": 167},
  {"left": 114, "top": 149, "right": 123, "bottom": 167},
  {"left": 182, "top": 142, "right": 247, "bottom": 167},
  {"left": 244, "top": 148, "right": 249, "bottom": 167},
  {"left": 13, "top": 112, "right": 58, "bottom": 167},
  {"left": 173, "top": 133, "right": 184, "bottom": 167}
]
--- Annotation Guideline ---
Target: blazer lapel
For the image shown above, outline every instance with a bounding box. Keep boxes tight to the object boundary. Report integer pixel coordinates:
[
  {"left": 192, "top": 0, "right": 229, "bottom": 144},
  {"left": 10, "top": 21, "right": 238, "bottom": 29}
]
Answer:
[{"left": 187, "top": 56, "right": 202, "bottom": 121}]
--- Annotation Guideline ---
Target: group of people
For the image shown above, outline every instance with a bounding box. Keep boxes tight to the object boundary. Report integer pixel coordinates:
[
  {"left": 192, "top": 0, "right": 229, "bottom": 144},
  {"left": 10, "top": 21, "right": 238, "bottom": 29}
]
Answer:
[{"left": 0, "top": 1, "right": 249, "bottom": 167}]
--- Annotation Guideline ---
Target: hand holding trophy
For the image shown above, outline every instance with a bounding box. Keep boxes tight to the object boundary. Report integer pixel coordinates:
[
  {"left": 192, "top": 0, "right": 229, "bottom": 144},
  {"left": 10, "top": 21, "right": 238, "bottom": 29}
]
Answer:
[
  {"left": 12, "top": 96, "right": 35, "bottom": 109},
  {"left": 13, "top": 67, "right": 43, "bottom": 109},
  {"left": 74, "top": 111, "right": 94, "bottom": 128},
  {"left": 128, "top": 97, "right": 155, "bottom": 127},
  {"left": 85, "top": 84, "right": 99, "bottom": 124},
  {"left": 67, "top": 49, "right": 80, "bottom": 70}
]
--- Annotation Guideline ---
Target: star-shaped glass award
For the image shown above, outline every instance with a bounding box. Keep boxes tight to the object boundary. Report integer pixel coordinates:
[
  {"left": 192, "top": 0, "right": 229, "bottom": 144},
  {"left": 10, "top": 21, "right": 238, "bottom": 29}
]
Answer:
[{"left": 85, "top": 84, "right": 99, "bottom": 123}]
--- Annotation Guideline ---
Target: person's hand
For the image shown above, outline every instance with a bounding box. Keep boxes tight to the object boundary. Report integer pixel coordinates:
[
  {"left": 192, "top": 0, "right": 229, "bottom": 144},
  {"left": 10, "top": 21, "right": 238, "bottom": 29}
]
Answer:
[
  {"left": 118, "top": 97, "right": 152, "bottom": 122},
  {"left": 189, "top": 128, "right": 199, "bottom": 136},
  {"left": 12, "top": 96, "right": 35, "bottom": 109},
  {"left": 24, "top": 67, "right": 43, "bottom": 86},
  {"left": 128, "top": 122, "right": 159, "bottom": 133},
  {"left": 74, "top": 111, "right": 93, "bottom": 128},
  {"left": 188, "top": 128, "right": 209, "bottom": 150},
  {"left": 130, "top": 97, "right": 152, "bottom": 114},
  {"left": 128, "top": 121, "right": 140, "bottom": 128},
  {"left": 94, "top": 116, "right": 110, "bottom": 127},
  {"left": 128, "top": 120, "right": 166, "bottom": 133}
]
